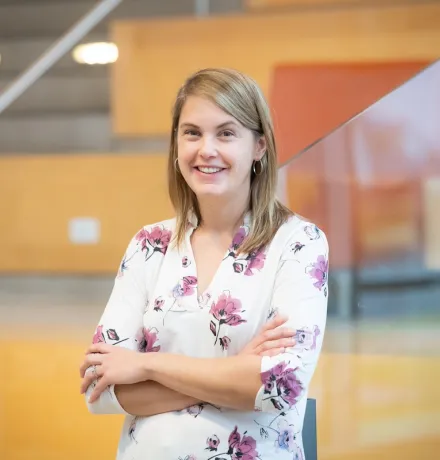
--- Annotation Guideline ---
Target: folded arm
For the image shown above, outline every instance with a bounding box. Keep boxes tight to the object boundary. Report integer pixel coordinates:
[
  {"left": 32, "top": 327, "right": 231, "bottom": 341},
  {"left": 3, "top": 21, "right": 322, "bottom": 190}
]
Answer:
[
  {"left": 143, "top": 224, "right": 329, "bottom": 414},
  {"left": 83, "top": 225, "right": 197, "bottom": 416}
]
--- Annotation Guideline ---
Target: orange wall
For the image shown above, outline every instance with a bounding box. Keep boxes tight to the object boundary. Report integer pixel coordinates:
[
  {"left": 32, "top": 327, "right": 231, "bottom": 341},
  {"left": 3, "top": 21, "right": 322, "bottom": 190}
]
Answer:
[
  {"left": 111, "top": 2, "right": 440, "bottom": 137},
  {"left": 0, "top": 154, "right": 172, "bottom": 274},
  {"left": 273, "top": 61, "right": 439, "bottom": 269},
  {"left": 271, "top": 62, "right": 429, "bottom": 164}
]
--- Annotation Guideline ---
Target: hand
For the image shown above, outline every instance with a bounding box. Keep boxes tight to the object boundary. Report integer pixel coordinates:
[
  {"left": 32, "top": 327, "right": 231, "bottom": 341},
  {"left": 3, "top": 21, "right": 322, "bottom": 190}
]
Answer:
[
  {"left": 79, "top": 343, "right": 148, "bottom": 403},
  {"left": 240, "top": 314, "right": 296, "bottom": 357}
]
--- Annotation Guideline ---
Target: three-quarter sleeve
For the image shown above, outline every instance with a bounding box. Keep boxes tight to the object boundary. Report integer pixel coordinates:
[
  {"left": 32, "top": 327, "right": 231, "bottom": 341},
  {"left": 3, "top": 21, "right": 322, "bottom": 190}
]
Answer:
[
  {"left": 254, "top": 222, "right": 329, "bottom": 414},
  {"left": 85, "top": 229, "right": 150, "bottom": 415}
]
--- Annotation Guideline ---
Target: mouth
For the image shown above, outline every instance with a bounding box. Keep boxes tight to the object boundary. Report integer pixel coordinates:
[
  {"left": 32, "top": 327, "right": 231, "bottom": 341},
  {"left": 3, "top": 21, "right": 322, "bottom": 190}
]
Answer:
[{"left": 194, "top": 166, "right": 226, "bottom": 175}]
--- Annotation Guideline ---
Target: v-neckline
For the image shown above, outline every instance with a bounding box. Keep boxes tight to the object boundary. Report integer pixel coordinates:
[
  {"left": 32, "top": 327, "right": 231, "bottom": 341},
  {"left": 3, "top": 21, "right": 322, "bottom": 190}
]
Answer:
[{"left": 185, "top": 212, "right": 251, "bottom": 303}]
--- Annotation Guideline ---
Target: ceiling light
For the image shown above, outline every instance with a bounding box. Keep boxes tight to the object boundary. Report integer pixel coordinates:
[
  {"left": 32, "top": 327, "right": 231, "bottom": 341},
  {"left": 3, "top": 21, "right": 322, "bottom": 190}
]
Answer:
[{"left": 72, "top": 42, "right": 118, "bottom": 65}]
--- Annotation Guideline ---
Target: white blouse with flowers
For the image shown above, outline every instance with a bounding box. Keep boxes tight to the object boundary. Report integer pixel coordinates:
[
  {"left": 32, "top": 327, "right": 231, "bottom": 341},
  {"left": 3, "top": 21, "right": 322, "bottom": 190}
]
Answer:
[{"left": 86, "top": 213, "right": 329, "bottom": 460}]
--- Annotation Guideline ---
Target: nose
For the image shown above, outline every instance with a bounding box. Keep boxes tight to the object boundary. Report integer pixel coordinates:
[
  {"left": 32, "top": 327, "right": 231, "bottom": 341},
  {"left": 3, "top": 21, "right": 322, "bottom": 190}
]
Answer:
[{"left": 199, "top": 135, "right": 218, "bottom": 159}]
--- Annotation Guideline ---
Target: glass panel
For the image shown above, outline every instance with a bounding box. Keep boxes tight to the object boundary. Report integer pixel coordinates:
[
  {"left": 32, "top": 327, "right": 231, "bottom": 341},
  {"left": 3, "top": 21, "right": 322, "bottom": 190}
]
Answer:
[{"left": 278, "top": 60, "right": 440, "bottom": 458}]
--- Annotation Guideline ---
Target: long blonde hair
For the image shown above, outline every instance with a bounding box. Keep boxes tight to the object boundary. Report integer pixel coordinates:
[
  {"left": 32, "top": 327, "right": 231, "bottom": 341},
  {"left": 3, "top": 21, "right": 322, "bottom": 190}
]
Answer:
[{"left": 168, "top": 68, "right": 292, "bottom": 254}]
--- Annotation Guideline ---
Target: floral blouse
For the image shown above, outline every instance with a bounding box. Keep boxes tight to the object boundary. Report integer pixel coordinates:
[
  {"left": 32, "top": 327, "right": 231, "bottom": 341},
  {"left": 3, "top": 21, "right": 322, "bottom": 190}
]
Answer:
[{"left": 85, "top": 213, "right": 329, "bottom": 460}]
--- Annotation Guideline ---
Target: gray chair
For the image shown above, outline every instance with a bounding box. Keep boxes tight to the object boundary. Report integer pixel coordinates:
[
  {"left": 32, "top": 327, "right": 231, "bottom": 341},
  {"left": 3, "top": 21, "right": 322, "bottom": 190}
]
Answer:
[{"left": 303, "top": 398, "right": 317, "bottom": 460}]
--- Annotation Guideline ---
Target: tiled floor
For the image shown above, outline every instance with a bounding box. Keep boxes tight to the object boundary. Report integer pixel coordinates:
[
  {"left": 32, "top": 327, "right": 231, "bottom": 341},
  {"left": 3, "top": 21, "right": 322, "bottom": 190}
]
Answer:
[{"left": 1, "top": 276, "right": 439, "bottom": 460}]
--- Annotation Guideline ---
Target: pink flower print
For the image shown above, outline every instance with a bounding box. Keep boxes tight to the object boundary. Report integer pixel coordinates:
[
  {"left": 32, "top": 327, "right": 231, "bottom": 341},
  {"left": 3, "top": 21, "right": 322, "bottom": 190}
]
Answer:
[
  {"left": 210, "top": 293, "right": 246, "bottom": 326},
  {"left": 244, "top": 248, "right": 266, "bottom": 276},
  {"left": 261, "top": 362, "right": 285, "bottom": 393},
  {"left": 186, "top": 404, "right": 204, "bottom": 418},
  {"left": 306, "top": 255, "right": 328, "bottom": 291},
  {"left": 261, "top": 361, "right": 303, "bottom": 410},
  {"left": 146, "top": 226, "right": 171, "bottom": 254},
  {"left": 228, "top": 426, "right": 259, "bottom": 460},
  {"left": 135, "top": 225, "right": 172, "bottom": 259},
  {"left": 206, "top": 435, "right": 220, "bottom": 451},
  {"left": 179, "top": 456, "right": 197, "bottom": 460},
  {"left": 182, "top": 276, "right": 197, "bottom": 295},
  {"left": 233, "top": 262, "right": 244, "bottom": 273},
  {"left": 173, "top": 276, "right": 198, "bottom": 298},
  {"left": 154, "top": 297, "right": 165, "bottom": 312},
  {"left": 107, "top": 328, "right": 119, "bottom": 341},
  {"left": 92, "top": 325, "right": 105, "bottom": 344},
  {"left": 229, "top": 227, "right": 247, "bottom": 254},
  {"left": 219, "top": 336, "right": 231, "bottom": 350},
  {"left": 232, "top": 247, "right": 266, "bottom": 276},
  {"left": 182, "top": 256, "right": 190, "bottom": 268},
  {"left": 296, "top": 325, "right": 321, "bottom": 350},
  {"left": 276, "top": 419, "right": 296, "bottom": 452},
  {"left": 304, "top": 224, "right": 321, "bottom": 240},
  {"left": 135, "top": 327, "right": 160, "bottom": 353},
  {"left": 209, "top": 292, "right": 246, "bottom": 347},
  {"left": 278, "top": 368, "right": 303, "bottom": 407}
]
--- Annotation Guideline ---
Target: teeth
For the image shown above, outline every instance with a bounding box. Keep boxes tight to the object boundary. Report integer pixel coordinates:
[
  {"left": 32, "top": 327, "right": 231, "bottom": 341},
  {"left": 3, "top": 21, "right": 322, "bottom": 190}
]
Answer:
[{"left": 198, "top": 167, "right": 222, "bottom": 174}]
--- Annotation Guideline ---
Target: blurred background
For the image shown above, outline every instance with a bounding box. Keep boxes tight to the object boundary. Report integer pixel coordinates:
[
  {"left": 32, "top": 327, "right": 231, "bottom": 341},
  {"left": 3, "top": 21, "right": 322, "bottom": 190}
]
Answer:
[{"left": 0, "top": 0, "right": 439, "bottom": 459}]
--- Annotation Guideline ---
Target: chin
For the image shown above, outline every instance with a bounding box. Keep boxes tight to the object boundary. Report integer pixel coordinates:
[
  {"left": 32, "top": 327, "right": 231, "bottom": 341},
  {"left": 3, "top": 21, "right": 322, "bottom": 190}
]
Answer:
[{"left": 193, "top": 185, "right": 228, "bottom": 199}]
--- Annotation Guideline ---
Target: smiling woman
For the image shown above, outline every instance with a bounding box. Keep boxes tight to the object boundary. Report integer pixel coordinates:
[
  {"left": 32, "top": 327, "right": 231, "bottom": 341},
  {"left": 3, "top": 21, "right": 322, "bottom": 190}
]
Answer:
[{"left": 79, "top": 68, "right": 329, "bottom": 460}]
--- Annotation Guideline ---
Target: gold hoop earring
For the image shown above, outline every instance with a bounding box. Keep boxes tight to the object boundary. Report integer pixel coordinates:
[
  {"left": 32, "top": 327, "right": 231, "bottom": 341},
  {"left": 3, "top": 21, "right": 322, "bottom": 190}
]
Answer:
[{"left": 252, "top": 160, "right": 263, "bottom": 176}]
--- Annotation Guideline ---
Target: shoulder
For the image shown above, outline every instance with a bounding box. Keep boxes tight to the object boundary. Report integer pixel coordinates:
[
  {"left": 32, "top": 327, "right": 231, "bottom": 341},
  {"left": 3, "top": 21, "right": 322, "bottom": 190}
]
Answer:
[
  {"left": 126, "top": 217, "right": 176, "bottom": 250},
  {"left": 133, "top": 217, "right": 176, "bottom": 239},
  {"left": 276, "top": 214, "right": 329, "bottom": 259}
]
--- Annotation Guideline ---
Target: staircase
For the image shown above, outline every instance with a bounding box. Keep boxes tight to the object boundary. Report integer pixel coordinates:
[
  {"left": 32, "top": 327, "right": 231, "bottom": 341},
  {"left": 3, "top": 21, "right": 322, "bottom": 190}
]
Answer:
[{"left": 0, "top": 0, "right": 242, "bottom": 154}]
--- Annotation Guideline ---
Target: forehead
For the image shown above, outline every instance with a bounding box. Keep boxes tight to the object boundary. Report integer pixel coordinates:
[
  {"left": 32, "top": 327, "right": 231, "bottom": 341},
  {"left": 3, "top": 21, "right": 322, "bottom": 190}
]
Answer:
[{"left": 179, "top": 95, "right": 238, "bottom": 126}]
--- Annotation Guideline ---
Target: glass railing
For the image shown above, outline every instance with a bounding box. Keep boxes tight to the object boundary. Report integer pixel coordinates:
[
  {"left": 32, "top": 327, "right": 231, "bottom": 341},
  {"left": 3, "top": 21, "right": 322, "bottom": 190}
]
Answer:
[
  {"left": 277, "top": 60, "right": 440, "bottom": 460},
  {"left": 278, "top": 60, "right": 440, "bottom": 321}
]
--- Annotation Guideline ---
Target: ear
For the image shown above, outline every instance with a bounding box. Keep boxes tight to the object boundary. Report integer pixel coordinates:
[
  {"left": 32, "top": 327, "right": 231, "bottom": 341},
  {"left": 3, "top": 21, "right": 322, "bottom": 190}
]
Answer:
[{"left": 254, "top": 135, "right": 267, "bottom": 161}]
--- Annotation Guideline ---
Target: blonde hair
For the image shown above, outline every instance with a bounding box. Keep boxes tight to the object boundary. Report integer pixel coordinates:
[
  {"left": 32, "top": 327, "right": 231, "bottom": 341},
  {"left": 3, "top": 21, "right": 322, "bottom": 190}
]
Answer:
[{"left": 167, "top": 68, "right": 292, "bottom": 254}]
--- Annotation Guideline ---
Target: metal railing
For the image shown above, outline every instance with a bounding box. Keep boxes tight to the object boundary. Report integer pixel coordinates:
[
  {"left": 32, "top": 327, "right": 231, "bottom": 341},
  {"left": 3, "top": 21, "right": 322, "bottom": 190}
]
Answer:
[{"left": 0, "top": 0, "right": 124, "bottom": 116}]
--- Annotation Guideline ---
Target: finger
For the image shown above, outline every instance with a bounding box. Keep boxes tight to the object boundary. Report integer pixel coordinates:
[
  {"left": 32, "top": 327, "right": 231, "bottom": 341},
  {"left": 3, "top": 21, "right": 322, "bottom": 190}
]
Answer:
[
  {"left": 252, "top": 327, "right": 296, "bottom": 348},
  {"left": 79, "top": 354, "right": 103, "bottom": 377},
  {"left": 259, "top": 347, "right": 285, "bottom": 357},
  {"left": 88, "top": 379, "right": 108, "bottom": 404},
  {"left": 86, "top": 343, "right": 113, "bottom": 355},
  {"left": 261, "top": 314, "right": 288, "bottom": 332},
  {"left": 256, "top": 337, "right": 296, "bottom": 354},
  {"left": 80, "top": 365, "right": 104, "bottom": 394},
  {"left": 80, "top": 370, "right": 97, "bottom": 394}
]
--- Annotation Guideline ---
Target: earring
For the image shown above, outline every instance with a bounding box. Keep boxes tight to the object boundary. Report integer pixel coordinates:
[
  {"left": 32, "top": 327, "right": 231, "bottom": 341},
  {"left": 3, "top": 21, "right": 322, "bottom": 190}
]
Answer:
[
  {"left": 174, "top": 158, "right": 180, "bottom": 173},
  {"left": 252, "top": 159, "right": 263, "bottom": 176}
]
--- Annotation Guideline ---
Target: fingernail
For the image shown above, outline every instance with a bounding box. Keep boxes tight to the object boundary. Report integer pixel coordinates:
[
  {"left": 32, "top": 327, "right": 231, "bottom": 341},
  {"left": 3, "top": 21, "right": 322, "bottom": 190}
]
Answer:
[{"left": 286, "top": 328, "right": 295, "bottom": 335}]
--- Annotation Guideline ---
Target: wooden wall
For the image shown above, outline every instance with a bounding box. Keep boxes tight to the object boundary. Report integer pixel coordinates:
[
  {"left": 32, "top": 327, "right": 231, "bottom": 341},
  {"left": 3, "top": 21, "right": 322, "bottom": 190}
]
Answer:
[
  {"left": 245, "top": 0, "right": 412, "bottom": 10},
  {"left": 111, "top": 2, "right": 440, "bottom": 137},
  {"left": 0, "top": 154, "right": 172, "bottom": 274}
]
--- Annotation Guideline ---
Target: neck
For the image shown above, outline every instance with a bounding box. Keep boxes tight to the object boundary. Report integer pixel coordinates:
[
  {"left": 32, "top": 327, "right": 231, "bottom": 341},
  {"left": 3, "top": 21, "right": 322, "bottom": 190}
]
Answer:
[{"left": 196, "top": 193, "right": 249, "bottom": 235}]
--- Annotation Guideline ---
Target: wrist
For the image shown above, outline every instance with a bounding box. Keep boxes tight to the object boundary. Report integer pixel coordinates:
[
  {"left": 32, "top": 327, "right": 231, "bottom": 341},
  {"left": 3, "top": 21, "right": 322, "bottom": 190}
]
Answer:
[{"left": 141, "top": 351, "right": 159, "bottom": 381}]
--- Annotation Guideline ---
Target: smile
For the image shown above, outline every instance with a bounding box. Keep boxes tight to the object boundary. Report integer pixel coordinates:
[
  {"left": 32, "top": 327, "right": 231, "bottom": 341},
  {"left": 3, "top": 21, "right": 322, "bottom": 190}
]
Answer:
[{"left": 195, "top": 166, "right": 225, "bottom": 174}]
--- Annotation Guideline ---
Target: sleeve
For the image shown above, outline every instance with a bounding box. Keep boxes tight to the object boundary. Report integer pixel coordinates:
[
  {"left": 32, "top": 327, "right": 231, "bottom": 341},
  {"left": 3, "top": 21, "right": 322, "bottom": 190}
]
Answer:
[
  {"left": 85, "top": 229, "right": 149, "bottom": 415},
  {"left": 254, "top": 223, "right": 329, "bottom": 414}
]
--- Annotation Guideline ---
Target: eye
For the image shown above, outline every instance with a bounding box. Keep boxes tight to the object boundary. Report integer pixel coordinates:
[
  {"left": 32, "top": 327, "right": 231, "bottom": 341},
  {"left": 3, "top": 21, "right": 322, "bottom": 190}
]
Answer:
[
  {"left": 220, "top": 130, "right": 235, "bottom": 138},
  {"left": 183, "top": 129, "right": 200, "bottom": 137}
]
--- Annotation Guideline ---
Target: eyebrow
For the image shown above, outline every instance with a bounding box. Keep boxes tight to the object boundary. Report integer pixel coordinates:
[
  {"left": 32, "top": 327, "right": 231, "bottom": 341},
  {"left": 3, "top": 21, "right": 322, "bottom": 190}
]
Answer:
[{"left": 179, "top": 121, "right": 240, "bottom": 130}]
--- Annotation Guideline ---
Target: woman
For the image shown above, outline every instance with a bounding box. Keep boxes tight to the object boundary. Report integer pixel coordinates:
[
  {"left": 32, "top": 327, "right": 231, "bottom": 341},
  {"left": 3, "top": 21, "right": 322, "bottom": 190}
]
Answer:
[{"left": 80, "top": 68, "right": 329, "bottom": 460}]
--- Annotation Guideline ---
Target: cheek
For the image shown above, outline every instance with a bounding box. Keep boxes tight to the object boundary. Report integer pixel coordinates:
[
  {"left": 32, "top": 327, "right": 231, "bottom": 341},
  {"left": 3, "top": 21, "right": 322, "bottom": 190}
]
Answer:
[{"left": 177, "top": 142, "right": 196, "bottom": 167}]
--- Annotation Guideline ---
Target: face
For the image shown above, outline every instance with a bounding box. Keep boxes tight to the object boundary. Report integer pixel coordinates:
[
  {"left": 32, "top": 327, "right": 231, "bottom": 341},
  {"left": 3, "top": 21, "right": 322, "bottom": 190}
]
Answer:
[{"left": 176, "top": 95, "right": 266, "bottom": 201}]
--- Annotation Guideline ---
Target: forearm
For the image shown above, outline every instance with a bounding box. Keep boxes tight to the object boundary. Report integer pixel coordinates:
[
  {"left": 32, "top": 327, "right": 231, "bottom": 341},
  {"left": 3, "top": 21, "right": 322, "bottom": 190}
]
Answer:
[
  {"left": 146, "top": 353, "right": 262, "bottom": 411},
  {"left": 114, "top": 381, "right": 201, "bottom": 417}
]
